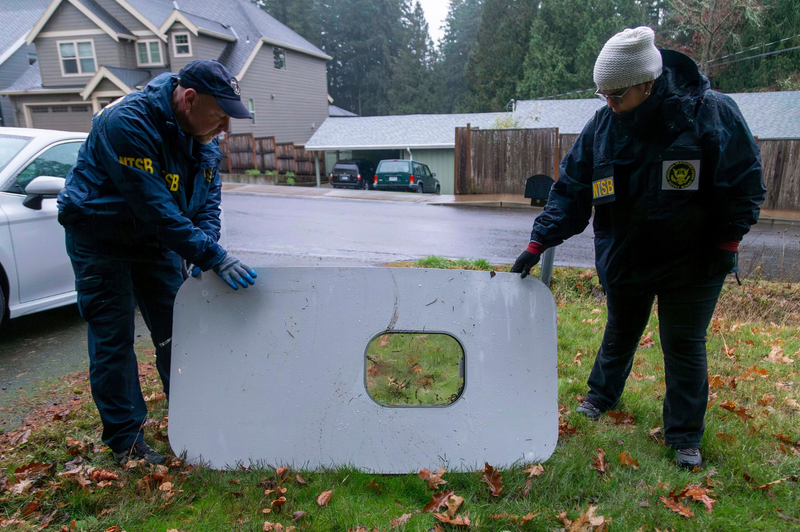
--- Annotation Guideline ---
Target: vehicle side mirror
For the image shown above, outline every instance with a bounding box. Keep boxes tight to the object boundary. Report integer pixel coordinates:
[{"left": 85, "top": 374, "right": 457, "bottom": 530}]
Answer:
[
  {"left": 23, "top": 176, "right": 66, "bottom": 210},
  {"left": 431, "top": 173, "right": 436, "bottom": 177}
]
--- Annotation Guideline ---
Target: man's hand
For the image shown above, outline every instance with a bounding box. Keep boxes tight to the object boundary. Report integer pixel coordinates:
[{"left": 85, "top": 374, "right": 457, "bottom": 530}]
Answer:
[
  {"left": 708, "top": 241, "right": 739, "bottom": 277},
  {"left": 511, "top": 241, "right": 545, "bottom": 279},
  {"left": 213, "top": 254, "right": 257, "bottom": 289}
]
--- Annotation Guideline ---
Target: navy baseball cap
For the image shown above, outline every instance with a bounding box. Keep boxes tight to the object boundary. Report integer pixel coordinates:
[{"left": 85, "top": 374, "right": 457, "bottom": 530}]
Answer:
[{"left": 178, "top": 60, "right": 251, "bottom": 119}]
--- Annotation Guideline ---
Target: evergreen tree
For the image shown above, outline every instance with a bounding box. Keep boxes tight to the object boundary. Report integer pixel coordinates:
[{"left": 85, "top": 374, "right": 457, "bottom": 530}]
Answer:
[
  {"left": 388, "top": 1, "right": 437, "bottom": 114},
  {"left": 255, "top": 0, "right": 320, "bottom": 47},
  {"left": 518, "top": 0, "right": 649, "bottom": 100},
  {"left": 464, "top": 0, "right": 537, "bottom": 112},
  {"left": 434, "top": 0, "right": 484, "bottom": 112}
]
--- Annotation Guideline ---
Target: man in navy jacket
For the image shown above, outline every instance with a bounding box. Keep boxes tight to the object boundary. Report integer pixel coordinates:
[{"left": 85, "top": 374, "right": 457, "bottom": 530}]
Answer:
[
  {"left": 511, "top": 28, "right": 765, "bottom": 469},
  {"left": 59, "top": 60, "right": 257, "bottom": 465}
]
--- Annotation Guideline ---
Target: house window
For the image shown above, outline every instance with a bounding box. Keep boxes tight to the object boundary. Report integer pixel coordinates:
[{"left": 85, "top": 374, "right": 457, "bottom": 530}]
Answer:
[
  {"left": 248, "top": 99, "right": 255, "bottom": 125},
  {"left": 58, "top": 40, "right": 96, "bottom": 75},
  {"left": 273, "top": 47, "right": 285, "bottom": 70},
  {"left": 136, "top": 40, "right": 162, "bottom": 66},
  {"left": 173, "top": 33, "right": 192, "bottom": 57}
]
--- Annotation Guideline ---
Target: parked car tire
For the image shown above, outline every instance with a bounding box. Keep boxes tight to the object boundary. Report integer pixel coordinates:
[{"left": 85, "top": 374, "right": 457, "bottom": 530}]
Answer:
[
  {"left": 418, "top": 183, "right": 425, "bottom": 193},
  {"left": 434, "top": 184, "right": 441, "bottom": 195},
  {"left": 0, "top": 283, "right": 6, "bottom": 325}
]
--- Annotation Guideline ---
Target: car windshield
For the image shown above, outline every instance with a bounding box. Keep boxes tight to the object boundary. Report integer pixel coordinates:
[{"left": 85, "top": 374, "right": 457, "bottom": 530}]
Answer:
[
  {"left": 334, "top": 164, "right": 359, "bottom": 173},
  {"left": 378, "top": 161, "right": 410, "bottom": 173},
  {"left": 0, "top": 135, "right": 33, "bottom": 173}
]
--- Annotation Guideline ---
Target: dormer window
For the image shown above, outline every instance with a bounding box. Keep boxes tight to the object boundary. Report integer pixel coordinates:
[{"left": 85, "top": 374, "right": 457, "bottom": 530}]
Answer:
[
  {"left": 58, "top": 40, "right": 96, "bottom": 76},
  {"left": 136, "top": 40, "right": 163, "bottom": 66},
  {"left": 173, "top": 33, "right": 192, "bottom": 57}
]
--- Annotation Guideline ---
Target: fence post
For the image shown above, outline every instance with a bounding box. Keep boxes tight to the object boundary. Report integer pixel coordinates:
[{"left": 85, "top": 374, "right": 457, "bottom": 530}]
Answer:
[
  {"left": 315, "top": 152, "right": 321, "bottom": 187},
  {"left": 553, "top": 128, "right": 560, "bottom": 181},
  {"left": 250, "top": 133, "right": 257, "bottom": 170},
  {"left": 466, "top": 123, "right": 471, "bottom": 195}
]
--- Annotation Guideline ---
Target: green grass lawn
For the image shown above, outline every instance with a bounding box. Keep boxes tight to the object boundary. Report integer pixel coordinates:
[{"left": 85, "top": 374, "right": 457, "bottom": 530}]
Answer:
[{"left": 0, "top": 258, "right": 798, "bottom": 531}]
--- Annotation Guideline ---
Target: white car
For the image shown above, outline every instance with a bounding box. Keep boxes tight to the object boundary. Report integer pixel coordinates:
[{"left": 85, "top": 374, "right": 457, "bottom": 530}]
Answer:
[{"left": 0, "top": 127, "right": 87, "bottom": 323}]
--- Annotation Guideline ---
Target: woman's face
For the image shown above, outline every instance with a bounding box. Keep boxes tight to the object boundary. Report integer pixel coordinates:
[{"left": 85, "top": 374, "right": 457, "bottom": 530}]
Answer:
[{"left": 599, "top": 81, "right": 654, "bottom": 114}]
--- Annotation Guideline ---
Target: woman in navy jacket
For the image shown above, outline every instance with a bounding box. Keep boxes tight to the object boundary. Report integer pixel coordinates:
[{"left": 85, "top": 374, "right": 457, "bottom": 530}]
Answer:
[{"left": 511, "top": 27, "right": 765, "bottom": 469}]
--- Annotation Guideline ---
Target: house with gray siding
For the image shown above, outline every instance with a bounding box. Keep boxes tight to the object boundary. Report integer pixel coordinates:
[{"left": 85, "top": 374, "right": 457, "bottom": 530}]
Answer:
[
  {"left": 0, "top": 0, "right": 51, "bottom": 126},
  {"left": 0, "top": 0, "right": 330, "bottom": 144}
]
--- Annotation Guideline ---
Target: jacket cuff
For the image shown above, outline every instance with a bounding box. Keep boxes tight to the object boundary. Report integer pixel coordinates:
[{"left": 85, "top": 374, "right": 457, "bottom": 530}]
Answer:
[
  {"left": 717, "top": 240, "right": 739, "bottom": 252},
  {"left": 526, "top": 241, "right": 545, "bottom": 254}
]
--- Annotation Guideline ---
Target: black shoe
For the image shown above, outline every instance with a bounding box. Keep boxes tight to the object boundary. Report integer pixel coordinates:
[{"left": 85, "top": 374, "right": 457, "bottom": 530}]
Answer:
[
  {"left": 676, "top": 448, "right": 702, "bottom": 469},
  {"left": 112, "top": 440, "right": 166, "bottom": 466},
  {"left": 576, "top": 399, "right": 603, "bottom": 420}
]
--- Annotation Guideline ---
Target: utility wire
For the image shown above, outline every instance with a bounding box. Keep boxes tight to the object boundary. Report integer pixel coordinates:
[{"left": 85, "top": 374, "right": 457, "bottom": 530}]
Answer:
[
  {"left": 707, "top": 33, "right": 800, "bottom": 63},
  {"left": 534, "top": 87, "right": 595, "bottom": 100},
  {"left": 707, "top": 44, "right": 800, "bottom": 68}
]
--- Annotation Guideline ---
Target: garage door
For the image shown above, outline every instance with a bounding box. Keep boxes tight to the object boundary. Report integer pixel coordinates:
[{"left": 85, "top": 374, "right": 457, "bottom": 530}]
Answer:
[{"left": 30, "top": 104, "right": 92, "bottom": 132}]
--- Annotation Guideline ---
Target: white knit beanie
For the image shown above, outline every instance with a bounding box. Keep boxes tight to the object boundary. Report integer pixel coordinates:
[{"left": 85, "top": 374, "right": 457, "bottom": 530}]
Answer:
[{"left": 593, "top": 26, "right": 663, "bottom": 92}]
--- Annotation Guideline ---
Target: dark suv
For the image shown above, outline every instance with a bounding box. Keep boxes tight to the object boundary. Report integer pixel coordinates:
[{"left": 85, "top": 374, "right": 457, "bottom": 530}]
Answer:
[
  {"left": 329, "top": 159, "right": 375, "bottom": 190},
  {"left": 374, "top": 160, "right": 440, "bottom": 194}
]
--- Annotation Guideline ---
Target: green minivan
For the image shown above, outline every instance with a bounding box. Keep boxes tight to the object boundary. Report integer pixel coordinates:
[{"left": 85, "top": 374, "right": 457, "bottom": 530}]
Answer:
[{"left": 374, "top": 160, "right": 440, "bottom": 194}]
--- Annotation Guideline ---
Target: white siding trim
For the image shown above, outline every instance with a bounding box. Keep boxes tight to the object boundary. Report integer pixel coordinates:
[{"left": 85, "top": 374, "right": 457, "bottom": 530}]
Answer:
[
  {"left": 237, "top": 37, "right": 331, "bottom": 80},
  {"left": 112, "top": 0, "right": 167, "bottom": 42},
  {"left": 38, "top": 29, "right": 106, "bottom": 38},
  {"left": 0, "top": 88, "right": 80, "bottom": 96},
  {"left": 0, "top": 36, "right": 27, "bottom": 67},
  {"left": 198, "top": 29, "right": 236, "bottom": 42},
  {"left": 27, "top": 0, "right": 136, "bottom": 44},
  {"left": 159, "top": 11, "right": 199, "bottom": 36},
  {"left": 80, "top": 66, "right": 133, "bottom": 99}
]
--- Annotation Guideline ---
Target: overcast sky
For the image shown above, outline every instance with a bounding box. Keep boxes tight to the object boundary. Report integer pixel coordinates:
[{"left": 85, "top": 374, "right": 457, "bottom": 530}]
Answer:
[{"left": 417, "top": 0, "right": 449, "bottom": 46}]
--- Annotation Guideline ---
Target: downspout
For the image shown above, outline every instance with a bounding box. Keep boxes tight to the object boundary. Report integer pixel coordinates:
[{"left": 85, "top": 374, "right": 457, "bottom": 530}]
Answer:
[{"left": 406, "top": 147, "right": 412, "bottom": 160}]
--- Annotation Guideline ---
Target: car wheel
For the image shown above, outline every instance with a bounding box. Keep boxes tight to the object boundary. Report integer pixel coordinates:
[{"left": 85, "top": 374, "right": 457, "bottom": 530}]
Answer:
[
  {"left": 418, "top": 183, "right": 425, "bottom": 193},
  {"left": 434, "top": 184, "right": 440, "bottom": 195}
]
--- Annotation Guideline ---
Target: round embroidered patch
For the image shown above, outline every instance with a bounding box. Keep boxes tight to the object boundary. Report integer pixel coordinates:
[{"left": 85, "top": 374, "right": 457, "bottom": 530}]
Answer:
[
  {"left": 230, "top": 78, "right": 241, "bottom": 96},
  {"left": 666, "top": 161, "right": 696, "bottom": 189}
]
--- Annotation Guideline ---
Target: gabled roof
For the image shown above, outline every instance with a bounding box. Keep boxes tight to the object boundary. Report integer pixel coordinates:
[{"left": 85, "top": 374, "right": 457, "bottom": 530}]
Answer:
[
  {"left": 305, "top": 91, "right": 800, "bottom": 151},
  {"left": 305, "top": 113, "right": 509, "bottom": 151},
  {"left": 329, "top": 104, "right": 357, "bottom": 117},
  {"left": 0, "top": 0, "right": 50, "bottom": 67},
  {"left": 27, "top": 0, "right": 136, "bottom": 44},
  {"left": 127, "top": 0, "right": 331, "bottom": 75},
  {"left": 0, "top": 62, "right": 80, "bottom": 93},
  {"left": 80, "top": 65, "right": 151, "bottom": 98}
]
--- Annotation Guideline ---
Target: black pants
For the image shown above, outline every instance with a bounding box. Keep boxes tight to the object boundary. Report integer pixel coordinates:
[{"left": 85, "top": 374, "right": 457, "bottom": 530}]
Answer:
[
  {"left": 585, "top": 275, "right": 726, "bottom": 449},
  {"left": 65, "top": 224, "right": 183, "bottom": 453}
]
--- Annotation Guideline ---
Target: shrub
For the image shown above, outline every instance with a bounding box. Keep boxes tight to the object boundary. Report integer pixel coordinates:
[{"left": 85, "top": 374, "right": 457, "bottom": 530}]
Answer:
[
  {"left": 286, "top": 177, "right": 296, "bottom": 185},
  {"left": 264, "top": 170, "right": 277, "bottom": 175},
  {"left": 284, "top": 171, "right": 296, "bottom": 177},
  {"left": 244, "top": 169, "right": 261, "bottom": 175}
]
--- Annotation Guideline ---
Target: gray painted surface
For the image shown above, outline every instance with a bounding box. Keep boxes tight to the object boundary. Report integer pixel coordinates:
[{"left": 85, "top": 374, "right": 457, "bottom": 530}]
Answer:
[
  {"left": 37, "top": 33, "right": 121, "bottom": 88},
  {"left": 93, "top": 0, "right": 148, "bottom": 32},
  {"left": 0, "top": 46, "right": 37, "bottom": 126},
  {"left": 11, "top": 92, "right": 83, "bottom": 128},
  {"left": 170, "top": 32, "right": 227, "bottom": 72},
  {"left": 169, "top": 267, "right": 558, "bottom": 472},
  {"left": 94, "top": 78, "right": 120, "bottom": 92},
  {"left": 230, "top": 48, "right": 328, "bottom": 144}
]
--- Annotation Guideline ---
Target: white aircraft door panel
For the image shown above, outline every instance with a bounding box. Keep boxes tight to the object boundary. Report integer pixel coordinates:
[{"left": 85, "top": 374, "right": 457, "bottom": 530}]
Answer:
[{"left": 169, "top": 267, "right": 558, "bottom": 473}]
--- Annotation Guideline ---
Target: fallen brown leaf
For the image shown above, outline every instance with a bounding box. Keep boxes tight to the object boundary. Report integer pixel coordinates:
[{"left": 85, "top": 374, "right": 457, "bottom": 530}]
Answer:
[
  {"left": 317, "top": 490, "right": 333, "bottom": 506},
  {"left": 660, "top": 497, "right": 694, "bottom": 518},
  {"left": 422, "top": 489, "right": 455, "bottom": 513},
  {"left": 390, "top": 513, "right": 411, "bottom": 527},
  {"left": 618, "top": 451, "right": 639, "bottom": 470},
  {"left": 590, "top": 449, "right": 607, "bottom": 475},
  {"left": 433, "top": 512, "right": 471, "bottom": 526},
  {"left": 418, "top": 467, "right": 447, "bottom": 490},
  {"left": 275, "top": 467, "right": 288, "bottom": 478},
  {"left": 481, "top": 463, "right": 503, "bottom": 497},
  {"left": 444, "top": 495, "right": 464, "bottom": 519}
]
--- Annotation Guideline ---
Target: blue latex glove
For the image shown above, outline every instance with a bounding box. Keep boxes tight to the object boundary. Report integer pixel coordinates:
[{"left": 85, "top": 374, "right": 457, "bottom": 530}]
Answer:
[
  {"left": 212, "top": 254, "right": 257, "bottom": 289},
  {"left": 190, "top": 265, "right": 201, "bottom": 277}
]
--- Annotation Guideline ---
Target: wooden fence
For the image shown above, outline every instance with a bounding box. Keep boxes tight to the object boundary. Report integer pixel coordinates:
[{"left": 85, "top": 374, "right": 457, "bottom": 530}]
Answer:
[
  {"left": 455, "top": 128, "right": 799, "bottom": 212},
  {"left": 759, "top": 139, "right": 800, "bottom": 210},
  {"left": 219, "top": 134, "right": 325, "bottom": 179},
  {"left": 454, "top": 126, "right": 559, "bottom": 194}
]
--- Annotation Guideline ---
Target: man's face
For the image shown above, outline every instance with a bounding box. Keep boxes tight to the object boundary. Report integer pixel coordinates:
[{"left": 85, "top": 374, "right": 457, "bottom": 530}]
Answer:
[{"left": 184, "top": 91, "right": 231, "bottom": 145}]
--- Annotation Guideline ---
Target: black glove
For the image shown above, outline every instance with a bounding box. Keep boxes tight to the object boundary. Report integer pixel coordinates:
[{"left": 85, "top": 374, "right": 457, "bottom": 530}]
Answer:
[
  {"left": 707, "top": 248, "right": 737, "bottom": 277},
  {"left": 511, "top": 242, "right": 545, "bottom": 279}
]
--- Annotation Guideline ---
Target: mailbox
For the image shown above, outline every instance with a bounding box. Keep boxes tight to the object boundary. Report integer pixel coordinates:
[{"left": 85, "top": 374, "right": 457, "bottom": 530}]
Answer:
[{"left": 524, "top": 174, "right": 554, "bottom": 206}]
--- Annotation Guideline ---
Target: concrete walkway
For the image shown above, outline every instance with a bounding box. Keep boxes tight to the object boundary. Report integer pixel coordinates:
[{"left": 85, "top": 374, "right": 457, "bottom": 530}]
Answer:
[{"left": 222, "top": 182, "right": 800, "bottom": 225}]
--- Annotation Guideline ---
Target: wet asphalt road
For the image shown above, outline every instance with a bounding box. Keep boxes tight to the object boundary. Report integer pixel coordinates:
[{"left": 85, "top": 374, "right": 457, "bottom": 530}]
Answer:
[{"left": 1, "top": 192, "right": 798, "bottom": 425}]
